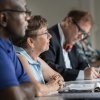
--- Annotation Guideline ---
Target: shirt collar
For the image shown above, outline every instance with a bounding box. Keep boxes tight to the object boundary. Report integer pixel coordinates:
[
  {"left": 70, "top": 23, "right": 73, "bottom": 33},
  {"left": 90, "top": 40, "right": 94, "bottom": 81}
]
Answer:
[
  {"left": 0, "top": 38, "right": 12, "bottom": 52},
  {"left": 58, "top": 23, "right": 65, "bottom": 47},
  {"left": 15, "top": 46, "right": 39, "bottom": 65}
]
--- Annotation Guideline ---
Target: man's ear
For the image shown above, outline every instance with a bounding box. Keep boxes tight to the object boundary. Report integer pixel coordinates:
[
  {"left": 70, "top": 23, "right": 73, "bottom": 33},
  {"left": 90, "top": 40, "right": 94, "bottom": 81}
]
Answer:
[
  {"left": 66, "top": 17, "right": 73, "bottom": 26},
  {"left": 27, "top": 38, "right": 35, "bottom": 48},
  {"left": 0, "top": 13, "right": 7, "bottom": 27},
  {"left": 63, "top": 17, "right": 72, "bottom": 27}
]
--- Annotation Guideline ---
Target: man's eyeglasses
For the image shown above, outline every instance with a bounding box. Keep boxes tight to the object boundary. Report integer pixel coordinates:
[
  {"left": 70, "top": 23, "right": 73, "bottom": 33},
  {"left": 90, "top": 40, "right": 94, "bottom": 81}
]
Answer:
[
  {"left": 72, "top": 19, "right": 89, "bottom": 40},
  {"left": 0, "top": 9, "right": 31, "bottom": 16}
]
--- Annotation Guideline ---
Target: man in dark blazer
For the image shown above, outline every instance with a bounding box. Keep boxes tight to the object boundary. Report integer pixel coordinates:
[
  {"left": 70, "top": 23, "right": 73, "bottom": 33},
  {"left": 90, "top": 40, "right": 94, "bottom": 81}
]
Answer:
[{"left": 40, "top": 10, "right": 100, "bottom": 81}]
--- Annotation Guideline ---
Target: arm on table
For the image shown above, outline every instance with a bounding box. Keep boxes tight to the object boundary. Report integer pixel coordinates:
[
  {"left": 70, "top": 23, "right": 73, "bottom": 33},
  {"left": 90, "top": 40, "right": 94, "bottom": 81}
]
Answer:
[
  {"left": 38, "top": 57, "right": 64, "bottom": 91},
  {"left": 18, "top": 55, "right": 63, "bottom": 96}
]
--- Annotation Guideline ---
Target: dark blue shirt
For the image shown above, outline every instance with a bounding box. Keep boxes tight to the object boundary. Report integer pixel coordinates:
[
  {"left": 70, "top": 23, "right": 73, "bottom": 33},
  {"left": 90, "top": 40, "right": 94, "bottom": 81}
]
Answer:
[{"left": 0, "top": 38, "right": 30, "bottom": 89}]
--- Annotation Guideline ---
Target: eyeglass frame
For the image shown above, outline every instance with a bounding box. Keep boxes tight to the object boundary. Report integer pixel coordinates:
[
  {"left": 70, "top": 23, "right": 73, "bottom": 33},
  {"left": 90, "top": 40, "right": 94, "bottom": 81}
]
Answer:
[
  {"left": 72, "top": 19, "right": 89, "bottom": 40},
  {"left": 37, "top": 31, "right": 50, "bottom": 38},
  {"left": 0, "top": 9, "right": 31, "bottom": 16}
]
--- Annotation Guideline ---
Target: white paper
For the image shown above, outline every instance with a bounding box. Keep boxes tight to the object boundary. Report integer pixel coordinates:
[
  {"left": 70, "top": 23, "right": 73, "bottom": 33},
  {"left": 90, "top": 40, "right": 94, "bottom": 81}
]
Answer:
[{"left": 65, "top": 83, "right": 95, "bottom": 90}]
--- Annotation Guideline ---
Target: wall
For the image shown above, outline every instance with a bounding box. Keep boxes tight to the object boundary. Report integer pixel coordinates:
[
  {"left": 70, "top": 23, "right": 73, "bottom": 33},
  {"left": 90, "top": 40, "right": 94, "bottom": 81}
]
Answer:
[
  {"left": 27, "top": 0, "right": 82, "bottom": 26},
  {"left": 94, "top": 0, "right": 100, "bottom": 49},
  {"left": 27, "top": 0, "right": 100, "bottom": 49}
]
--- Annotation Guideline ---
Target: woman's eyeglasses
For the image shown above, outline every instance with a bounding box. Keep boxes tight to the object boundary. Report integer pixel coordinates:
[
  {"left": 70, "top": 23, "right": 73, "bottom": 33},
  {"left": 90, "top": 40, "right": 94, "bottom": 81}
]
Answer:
[{"left": 37, "top": 32, "right": 50, "bottom": 38}]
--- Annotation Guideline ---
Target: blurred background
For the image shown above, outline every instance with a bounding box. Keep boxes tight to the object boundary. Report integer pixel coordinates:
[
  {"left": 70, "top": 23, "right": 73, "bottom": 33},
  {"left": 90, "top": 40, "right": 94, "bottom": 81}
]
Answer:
[{"left": 27, "top": 0, "right": 100, "bottom": 50}]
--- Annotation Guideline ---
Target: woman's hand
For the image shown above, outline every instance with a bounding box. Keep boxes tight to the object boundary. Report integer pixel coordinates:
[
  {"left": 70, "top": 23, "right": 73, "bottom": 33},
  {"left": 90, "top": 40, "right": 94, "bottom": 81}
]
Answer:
[{"left": 47, "top": 74, "right": 65, "bottom": 91}]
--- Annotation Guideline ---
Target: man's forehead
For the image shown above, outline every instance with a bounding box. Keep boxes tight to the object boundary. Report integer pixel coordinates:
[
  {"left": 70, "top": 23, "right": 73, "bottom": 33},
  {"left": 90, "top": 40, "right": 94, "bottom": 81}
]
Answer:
[{"left": 0, "top": 0, "right": 27, "bottom": 11}]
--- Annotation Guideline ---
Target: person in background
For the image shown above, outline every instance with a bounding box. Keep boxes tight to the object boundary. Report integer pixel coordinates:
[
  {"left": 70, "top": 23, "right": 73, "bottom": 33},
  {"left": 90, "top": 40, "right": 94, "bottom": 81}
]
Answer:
[
  {"left": 40, "top": 10, "right": 100, "bottom": 81},
  {"left": 76, "top": 32, "right": 100, "bottom": 67},
  {"left": 0, "top": 0, "right": 35, "bottom": 100},
  {"left": 12, "top": 15, "right": 64, "bottom": 96}
]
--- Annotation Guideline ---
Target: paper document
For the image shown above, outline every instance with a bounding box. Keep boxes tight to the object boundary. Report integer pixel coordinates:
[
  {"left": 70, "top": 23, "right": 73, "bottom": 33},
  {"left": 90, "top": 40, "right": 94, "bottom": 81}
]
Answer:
[
  {"left": 66, "top": 83, "right": 95, "bottom": 90},
  {"left": 62, "top": 82, "right": 100, "bottom": 92}
]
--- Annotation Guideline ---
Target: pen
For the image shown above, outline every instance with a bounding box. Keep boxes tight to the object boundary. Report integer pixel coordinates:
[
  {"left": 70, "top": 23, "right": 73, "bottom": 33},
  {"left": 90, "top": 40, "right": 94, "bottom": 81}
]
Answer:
[{"left": 87, "top": 63, "right": 91, "bottom": 68}]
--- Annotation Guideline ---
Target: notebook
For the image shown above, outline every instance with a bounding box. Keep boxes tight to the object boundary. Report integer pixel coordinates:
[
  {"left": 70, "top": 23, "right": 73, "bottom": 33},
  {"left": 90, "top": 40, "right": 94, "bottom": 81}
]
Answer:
[{"left": 59, "top": 79, "right": 100, "bottom": 93}]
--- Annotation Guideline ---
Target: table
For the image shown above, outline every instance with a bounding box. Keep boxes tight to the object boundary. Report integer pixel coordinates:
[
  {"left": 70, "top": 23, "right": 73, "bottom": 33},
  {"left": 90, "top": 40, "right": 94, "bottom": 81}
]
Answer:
[
  {"left": 35, "top": 92, "right": 100, "bottom": 100},
  {"left": 35, "top": 79, "right": 100, "bottom": 100}
]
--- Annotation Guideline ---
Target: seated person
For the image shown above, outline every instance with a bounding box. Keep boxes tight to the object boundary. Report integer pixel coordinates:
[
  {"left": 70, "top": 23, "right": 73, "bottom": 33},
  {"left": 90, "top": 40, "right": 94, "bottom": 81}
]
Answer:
[
  {"left": 0, "top": 0, "right": 35, "bottom": 100},
  {"left": 40, "top": 10, "right": 100, "bottom": 81},
  {"left": 12, "top": 15, "right": 64, "bottom": 96},
  {"left": 76, "top": 35, "right": 100, "bottom": 67}
]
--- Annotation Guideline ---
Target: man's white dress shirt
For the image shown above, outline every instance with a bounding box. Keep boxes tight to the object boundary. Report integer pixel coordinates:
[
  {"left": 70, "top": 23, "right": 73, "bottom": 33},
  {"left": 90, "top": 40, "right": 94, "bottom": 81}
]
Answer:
[{"left": 58, "top": 23, "right": 84, "bottom": 80}]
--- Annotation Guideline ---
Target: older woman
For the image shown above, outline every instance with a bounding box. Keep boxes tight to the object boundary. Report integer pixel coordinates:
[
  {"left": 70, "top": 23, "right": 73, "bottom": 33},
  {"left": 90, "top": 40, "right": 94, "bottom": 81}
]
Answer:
[{"left": 12, "top": 15, "right": 64, "bottom": 96}]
